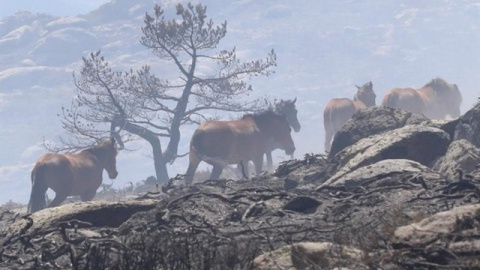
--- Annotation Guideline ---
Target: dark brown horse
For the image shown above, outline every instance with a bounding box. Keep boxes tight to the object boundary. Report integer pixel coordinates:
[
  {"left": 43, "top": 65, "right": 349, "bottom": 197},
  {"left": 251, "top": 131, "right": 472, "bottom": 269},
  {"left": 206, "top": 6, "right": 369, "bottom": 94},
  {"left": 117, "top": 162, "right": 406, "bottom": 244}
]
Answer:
[
  {"left": 382, "top": 78, "right": 462, "bottom": 119},
  {"left": 264, "top": 98, "right": 301, "bottom": 169},
  {"left": 323, "top": 81, "right": 376, "bottom": 152},
  {"left": 28, "top": 138, "right": 118, "bottom": 213},
  {"left": 185, "top": 110, "right": 295, "bottom": 183}
]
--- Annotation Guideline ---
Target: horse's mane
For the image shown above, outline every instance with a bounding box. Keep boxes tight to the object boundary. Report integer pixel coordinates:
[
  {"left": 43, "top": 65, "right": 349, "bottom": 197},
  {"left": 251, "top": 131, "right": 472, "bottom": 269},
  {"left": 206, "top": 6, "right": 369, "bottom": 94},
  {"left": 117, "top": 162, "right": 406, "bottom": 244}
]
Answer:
[
  {"left": 242, "top": 109, "right": 278, "bottom": 120},
  {"left": 242, "top": 109, "right": 284, "bottom": 129},
  {"left": 423, "top": 78, "right": 451, "bottom": 93},
  {"left": 82, "top": 139, "right": 116, "bottom": 159},
  {"left": 274, "top": 99, "right": 292, "bottom": 112}
]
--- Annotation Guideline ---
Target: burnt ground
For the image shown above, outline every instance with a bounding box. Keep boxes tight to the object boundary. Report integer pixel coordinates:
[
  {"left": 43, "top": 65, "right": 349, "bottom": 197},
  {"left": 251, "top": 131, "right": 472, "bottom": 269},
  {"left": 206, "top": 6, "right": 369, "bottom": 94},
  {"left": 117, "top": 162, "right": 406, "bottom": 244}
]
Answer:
[{"left": 1, "top": 154, "right": 479, "bottom": 269}]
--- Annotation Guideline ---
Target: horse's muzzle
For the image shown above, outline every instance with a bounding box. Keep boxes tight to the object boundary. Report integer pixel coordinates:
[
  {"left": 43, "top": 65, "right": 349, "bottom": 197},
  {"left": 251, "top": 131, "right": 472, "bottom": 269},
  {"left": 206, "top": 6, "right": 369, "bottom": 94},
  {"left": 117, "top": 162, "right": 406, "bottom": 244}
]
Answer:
[
  {"left": 285, "top": 147, "right": 295, "bottom": 156},
  {"left": 108, "top": 171, "right": 118, "bottom": 179},
  {"left": 293, "top": 123, "right": 301, "bottom": 133}
]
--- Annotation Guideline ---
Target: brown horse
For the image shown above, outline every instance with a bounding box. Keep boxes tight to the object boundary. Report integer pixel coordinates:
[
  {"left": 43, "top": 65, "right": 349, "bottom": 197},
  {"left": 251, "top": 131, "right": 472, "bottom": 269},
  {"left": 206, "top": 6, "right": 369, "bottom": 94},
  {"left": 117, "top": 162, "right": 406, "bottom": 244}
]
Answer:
[
  {"left": 185, "top": 110, "right": 295, "bottom": 183},
  {"left": 382, "top": 78, "right": 462, "bottom": 119},
  {"left": 323, "top": 81, "right": 376, "bottom": 152},
  {"left": 28, "top": 138, "right": 118, "bottom": 213},
  {"left": 264, "top": 98, "right": 301, "bottom": 169}
]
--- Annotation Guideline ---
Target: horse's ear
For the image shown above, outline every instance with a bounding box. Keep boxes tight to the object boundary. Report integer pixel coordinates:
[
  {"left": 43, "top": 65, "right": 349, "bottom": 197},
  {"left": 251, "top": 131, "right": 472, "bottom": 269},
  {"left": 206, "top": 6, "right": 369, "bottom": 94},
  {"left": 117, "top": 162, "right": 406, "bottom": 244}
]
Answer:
[
  {"left": 366, "top": 81, "right": 373, "bottom": 90},
  {"left": 292, "top": 97, "right": 297, "bottom": 104},
  {"left": 355, "top": 85, "right": 361, "bottom": 90}
]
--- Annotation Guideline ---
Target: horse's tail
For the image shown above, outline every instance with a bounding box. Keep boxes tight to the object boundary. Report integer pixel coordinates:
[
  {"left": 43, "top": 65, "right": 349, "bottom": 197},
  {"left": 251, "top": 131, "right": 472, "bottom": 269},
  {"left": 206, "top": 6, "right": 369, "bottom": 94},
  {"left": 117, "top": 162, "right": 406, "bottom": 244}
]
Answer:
[
  {"left": 323, "top": 104, "right": 335, "bottom": 153},
  {"left": 190, "top": 130, "right": 205, "bottom": 157},
  {"left": 323, "top": 106, "right": 333, "bottom": 133},
  {"left": 383, "top": 92, "right": 399, "bottom": 108},
  {"left": 28, "top": 163, "right": 48, "bottom": 213}
]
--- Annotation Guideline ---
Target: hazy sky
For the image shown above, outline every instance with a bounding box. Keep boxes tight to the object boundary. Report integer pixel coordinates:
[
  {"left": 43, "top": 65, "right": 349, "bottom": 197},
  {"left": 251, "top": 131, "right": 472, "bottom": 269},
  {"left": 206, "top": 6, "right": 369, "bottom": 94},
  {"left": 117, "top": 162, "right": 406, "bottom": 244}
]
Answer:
[
  {"left": 0, "top": 0, "right": 110, "bottom": 18},
  {"left": 0, "top": 0, "right": 478, "bottom": 205}
]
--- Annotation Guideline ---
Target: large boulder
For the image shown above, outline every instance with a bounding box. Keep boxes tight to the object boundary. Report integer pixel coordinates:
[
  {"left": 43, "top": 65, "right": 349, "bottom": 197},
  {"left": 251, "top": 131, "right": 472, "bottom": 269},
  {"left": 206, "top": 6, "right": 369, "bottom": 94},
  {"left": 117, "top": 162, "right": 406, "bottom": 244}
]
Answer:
[
  {"left": 318, "top": 159, "right": 437, "bottom": 189},
  {"left": 432, "top": 139, "right": 480, "bottom": 180},
  {"left": 393, "top": 204, "right": 480, "bottom": 266},
  {"left": 329, "top": 106, "right": 429, "bottom": 158},
  {"left": 2, "top": 200, "right": 157, "bottom": 237},
  {"left": 325, "top": 125, "right": 451, "bottom": 182},
  {"left": 393, "top": 204, "right": 480, "bottom": 247},
  {"left": 454, "top": 103, "right": 480, "bottom": 148}
]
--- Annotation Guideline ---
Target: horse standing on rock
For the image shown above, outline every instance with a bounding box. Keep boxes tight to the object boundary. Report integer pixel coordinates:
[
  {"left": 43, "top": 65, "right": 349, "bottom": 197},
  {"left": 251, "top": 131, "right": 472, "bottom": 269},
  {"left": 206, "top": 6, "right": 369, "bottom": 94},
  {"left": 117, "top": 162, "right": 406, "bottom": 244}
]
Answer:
[
  {"left": 28, "top": 138, "right": 119, "bottom": 213},
  {"left": 185, "top": 110, "right": 295, "bottom": 183},
  {"left": 323, "top": 81, "right": 376, "bottom": 153},
  {"left": 382, "top": 77, "right": 462, "bottom": 119}
]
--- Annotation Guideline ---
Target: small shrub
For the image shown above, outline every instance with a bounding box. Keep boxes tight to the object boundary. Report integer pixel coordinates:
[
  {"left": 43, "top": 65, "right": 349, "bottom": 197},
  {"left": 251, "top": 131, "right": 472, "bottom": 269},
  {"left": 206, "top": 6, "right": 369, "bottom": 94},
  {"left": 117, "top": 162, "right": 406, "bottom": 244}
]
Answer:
[{"left": 0, "top": 200, "right": 25, "bottom": 211}]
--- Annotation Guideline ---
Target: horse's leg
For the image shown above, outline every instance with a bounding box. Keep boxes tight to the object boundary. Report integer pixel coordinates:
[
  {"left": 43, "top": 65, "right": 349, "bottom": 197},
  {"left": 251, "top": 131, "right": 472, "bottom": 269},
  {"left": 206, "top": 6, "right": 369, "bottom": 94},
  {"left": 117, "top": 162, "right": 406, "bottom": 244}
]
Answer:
[
  {"left": 48, "top": 192, "right": 68, "bottom": 208},
  {"left": 81, "top": 189, "right": 97, "bottom": 201},
  {"left": 210, "top": 165, "right": 223, "bottom": 180},
  {"left": 185, "top": 150, "right": 202, "bottom": 184},
  {"left": 324, "top": 127, "right": 333, "bottom": 153},
  {"left": 265, "top": 151, "right": 273, "bottom": 171},
  {"left": 253, "top": 156, "right": 263, "bottom": 176},
  {"left": 234, "top": 163, "right": 243, "bottom": 179},
  {"left": 237, "top": 161, "right": 250, "bottom": 179},
  {"left": 323, "top": 109, "right": 333, "bottom": 153}
]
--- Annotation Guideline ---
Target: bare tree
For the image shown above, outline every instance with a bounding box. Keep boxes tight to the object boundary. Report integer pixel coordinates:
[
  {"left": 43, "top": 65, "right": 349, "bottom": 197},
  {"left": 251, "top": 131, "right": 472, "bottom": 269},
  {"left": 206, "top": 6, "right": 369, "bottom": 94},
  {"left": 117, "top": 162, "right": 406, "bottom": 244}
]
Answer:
[{"left": 55, "top": 3, "right": 277, "bottom": 182}]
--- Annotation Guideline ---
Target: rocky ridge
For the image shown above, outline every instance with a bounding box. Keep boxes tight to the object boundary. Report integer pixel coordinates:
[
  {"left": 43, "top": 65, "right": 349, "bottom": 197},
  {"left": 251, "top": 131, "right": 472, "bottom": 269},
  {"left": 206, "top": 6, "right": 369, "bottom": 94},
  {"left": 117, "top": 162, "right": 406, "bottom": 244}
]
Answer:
[{"left": 1, "top": 104, "right": 479, "bottom": 269}]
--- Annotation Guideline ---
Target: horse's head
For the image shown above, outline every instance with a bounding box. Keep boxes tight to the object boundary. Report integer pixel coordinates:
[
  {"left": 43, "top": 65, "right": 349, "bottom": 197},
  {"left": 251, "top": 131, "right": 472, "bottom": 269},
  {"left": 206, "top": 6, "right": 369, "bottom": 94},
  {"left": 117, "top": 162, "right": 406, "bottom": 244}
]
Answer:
[
  {"left": 447, "top": 84, "right": 462, "bottom": 118},
  {"left": 354, "top": 81, "right": 376, "bottom": 107},
  {"left": 275, "top": 98, "right": 301, "bottom": 132},
  {"left": 254, "top": 111, "right": 295, "bottom": 155},
  {"left": 429, "top": 78, "right": 463, "bottom": 118},
  {"left": 98, "top": 138, "right": 119, "bottom": 179},
  {"left": 442, "top": 83, "right": 462, "bottom": 118}
]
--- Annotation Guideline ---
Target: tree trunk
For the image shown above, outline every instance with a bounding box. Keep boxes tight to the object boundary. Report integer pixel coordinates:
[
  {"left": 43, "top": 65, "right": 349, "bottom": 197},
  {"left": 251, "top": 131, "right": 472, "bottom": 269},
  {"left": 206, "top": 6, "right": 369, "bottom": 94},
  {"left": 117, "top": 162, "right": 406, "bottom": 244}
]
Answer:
[
  {"left": 163, "top": 58, "right": 197, "bottom": 163},
  {"left": 112, "top": 118, "right": 169, "bottom": 183},
  {"left": 163, "top": 81, "right": 193, "bottom": 163},
  {"left": 150, "top": 136, "right": 170, "bottom": 183}
]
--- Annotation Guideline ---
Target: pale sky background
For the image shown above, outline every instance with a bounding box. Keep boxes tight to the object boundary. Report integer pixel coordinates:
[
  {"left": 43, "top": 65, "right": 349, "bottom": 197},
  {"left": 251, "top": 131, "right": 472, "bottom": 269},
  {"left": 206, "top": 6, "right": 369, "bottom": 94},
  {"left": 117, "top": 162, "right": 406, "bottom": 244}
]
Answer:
[
  {"left": 1, "top": 0, "right": 478, "bottom": 205},
  {"left": 0, "top": 0, "right": 110, "bottom": 18}
]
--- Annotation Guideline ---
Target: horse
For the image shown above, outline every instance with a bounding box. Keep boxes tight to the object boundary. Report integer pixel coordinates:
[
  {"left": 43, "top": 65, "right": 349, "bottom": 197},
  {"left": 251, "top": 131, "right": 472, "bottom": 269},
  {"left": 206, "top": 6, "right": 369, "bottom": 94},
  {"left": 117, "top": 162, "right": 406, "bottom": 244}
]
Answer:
[
  {"left": 323, "top": 81, "right": 376, "bottom": 152},
  {"left": 184, "top": 110, "right": 296, "bottom": 183},
  {"left": 381, "top": 78, "right": 462, "bottom": 119},
  {"left": 264, "top": 98, "right": 301, "bottom": 169},
  {"left": 28, "top": 138, "right": 119, "bottom": 213}
]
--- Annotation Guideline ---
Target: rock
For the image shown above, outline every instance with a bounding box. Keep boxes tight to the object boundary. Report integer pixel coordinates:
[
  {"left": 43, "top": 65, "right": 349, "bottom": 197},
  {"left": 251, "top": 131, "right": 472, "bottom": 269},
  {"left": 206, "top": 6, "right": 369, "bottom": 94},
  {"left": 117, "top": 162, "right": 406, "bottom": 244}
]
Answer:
[
  {"left": 253, "top": 242, "right": 365, "bottom": 270},
  {"left": 253, "top": 245, "right": 293, "bottom": 269},
  {"left": 426, "top": 118, "right": 459, "bottom": 140},
  {"left": 1, "top": 151, "right": 479, "bottom": 269},
  {"left": 432, "top": 139, "right": 480, "bottom": 180},
  {"left": 393, "top": 204, "right": 480, "bottom": 255},
  {"left": 318, "top": 159, "right": 435, "bottom": 189},
  {"left": 283, "top": 178, "right": 300, "bottom": 190},
  {"left": 274, "top": 154, "right": 330, "bottom": 183},
  {"left": 2, "top": 199, "right": 157, "bottom": 237},
  {"left": 3, "top": 104, "right": 480, "bottom": 269},
  {"left": 325, "top": 125, "right": 451, "bottom": 183},
  {"left": 329, "top": 106, "right": 430, "bottom": 158},
  {"left": 454, "top": 103, "right": 480, "bottom": 147}
]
